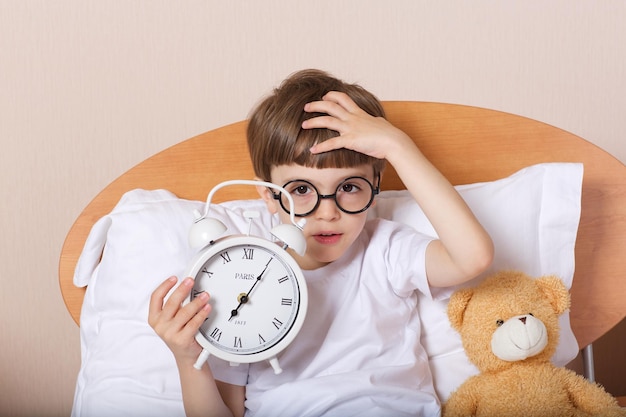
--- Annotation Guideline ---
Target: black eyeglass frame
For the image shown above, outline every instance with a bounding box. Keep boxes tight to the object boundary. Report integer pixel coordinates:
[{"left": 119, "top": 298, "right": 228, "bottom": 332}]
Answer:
[{"left": 270, "top": 175, "right": 381, "bottom": 217}]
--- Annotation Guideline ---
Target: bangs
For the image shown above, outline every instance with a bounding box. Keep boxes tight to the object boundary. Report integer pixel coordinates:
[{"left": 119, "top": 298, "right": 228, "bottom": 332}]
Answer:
[{"left": 291, "top": 127, "right": 383, "bottom": 173}]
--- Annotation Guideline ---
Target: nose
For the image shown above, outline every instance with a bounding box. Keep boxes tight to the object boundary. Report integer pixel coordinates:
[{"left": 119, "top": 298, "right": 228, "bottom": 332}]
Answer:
[{"left": 314, "top": 196, "right": 340, "bottom": 220}]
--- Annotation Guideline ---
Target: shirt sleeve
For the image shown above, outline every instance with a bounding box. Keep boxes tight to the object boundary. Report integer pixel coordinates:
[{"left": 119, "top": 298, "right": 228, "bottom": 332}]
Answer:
[
  {"left": 369, "top": 219, "right": 436, "bottom": 299},
  {"left": 207, "top": 356, "right": 249, "bottom": 386}
]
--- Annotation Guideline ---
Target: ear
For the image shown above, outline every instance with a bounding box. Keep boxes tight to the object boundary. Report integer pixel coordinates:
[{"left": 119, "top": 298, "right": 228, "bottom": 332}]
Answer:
[
  {"left": 447, "top": 288, "right": 474, "bottom": 332},
  {"left": 535, "top": 275, "right": 571, "bottom": 315},
  {"left": 255, "top": 178, "right": 279, "bottom": 215}
]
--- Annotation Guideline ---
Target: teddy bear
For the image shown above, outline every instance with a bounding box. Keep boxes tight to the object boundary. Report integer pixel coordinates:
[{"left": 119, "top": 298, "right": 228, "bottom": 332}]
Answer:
[{"left": 443, "top": 270, "right": 626, "bottom": 417}]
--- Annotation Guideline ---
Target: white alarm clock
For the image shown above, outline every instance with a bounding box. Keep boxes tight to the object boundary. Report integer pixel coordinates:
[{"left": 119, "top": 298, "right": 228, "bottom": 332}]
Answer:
[{"left": 184, "top": 180, "right": 308, "bottom": 374}]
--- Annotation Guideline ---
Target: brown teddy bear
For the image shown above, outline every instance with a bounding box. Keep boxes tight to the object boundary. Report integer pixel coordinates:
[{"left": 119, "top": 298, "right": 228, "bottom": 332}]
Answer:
[{"left": 443, "top": 270, "right": 625, "bottom": 417}]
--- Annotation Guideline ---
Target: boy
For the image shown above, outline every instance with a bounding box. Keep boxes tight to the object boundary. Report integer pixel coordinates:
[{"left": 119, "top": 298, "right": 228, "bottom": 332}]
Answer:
[{"left": 149, "top": 69, "right": 493, "bottom": 416}]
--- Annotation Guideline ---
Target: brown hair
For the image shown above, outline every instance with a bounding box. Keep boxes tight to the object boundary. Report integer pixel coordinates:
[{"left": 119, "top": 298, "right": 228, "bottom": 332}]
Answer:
[{"left": 247, "top": 69, "right": 387, "bottom": 181}]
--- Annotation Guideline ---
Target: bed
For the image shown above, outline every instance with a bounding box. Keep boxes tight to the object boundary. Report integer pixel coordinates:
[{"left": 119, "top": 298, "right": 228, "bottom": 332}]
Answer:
[{"left": 59, "top": 101, "right": 626, "bottom": 414}]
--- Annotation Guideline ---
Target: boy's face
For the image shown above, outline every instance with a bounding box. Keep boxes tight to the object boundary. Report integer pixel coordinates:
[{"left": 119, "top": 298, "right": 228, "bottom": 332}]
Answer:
[{"left": 257, "top": 164, "right": 376, "bottom": 270}]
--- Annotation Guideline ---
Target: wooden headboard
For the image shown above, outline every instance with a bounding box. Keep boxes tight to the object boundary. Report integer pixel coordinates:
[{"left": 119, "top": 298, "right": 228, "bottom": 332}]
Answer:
[{"left": 59, "top": 101, "right": 626, "bottom": 352}]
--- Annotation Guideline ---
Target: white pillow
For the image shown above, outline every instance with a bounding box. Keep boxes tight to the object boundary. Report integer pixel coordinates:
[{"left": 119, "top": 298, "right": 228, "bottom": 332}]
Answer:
[{"left": 71, "top": 162, "right": 582, "bottom": 416}]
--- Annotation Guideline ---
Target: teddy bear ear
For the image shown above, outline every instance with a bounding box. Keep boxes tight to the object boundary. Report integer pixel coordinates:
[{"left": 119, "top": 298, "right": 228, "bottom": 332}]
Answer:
[
  {"left": 535, "top": 275, "right": 571, "bottom": 315},
  {"left": 447, "top": 288, "right": 474, "bottom": 331}
]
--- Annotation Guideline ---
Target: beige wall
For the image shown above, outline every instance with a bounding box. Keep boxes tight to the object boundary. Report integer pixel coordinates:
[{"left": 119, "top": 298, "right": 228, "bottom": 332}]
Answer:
[{"left": 1, "top": 1, "right": 625, "bottom": 415}]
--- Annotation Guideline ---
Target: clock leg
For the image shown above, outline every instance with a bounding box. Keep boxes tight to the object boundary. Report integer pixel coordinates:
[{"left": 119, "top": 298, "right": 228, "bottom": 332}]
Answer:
[
  {"left": 193, "top": 348, "right": 211, "bottom": 370},
  {"left": 269, "top": 357, "right": 283, "bottom": 375}
]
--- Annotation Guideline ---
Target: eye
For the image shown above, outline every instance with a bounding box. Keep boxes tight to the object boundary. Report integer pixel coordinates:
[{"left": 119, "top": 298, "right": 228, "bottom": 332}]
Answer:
[
  {"left": 340, "top": 182, "right": 360, "bottom": 193},
  {"left": 528, "top": 313, "right": 534, "bottom": 316},
  {"left": 496, "top": 319, "right": 504, "bottom": 327},
  {"left": 286, "top": 182, "right": 314, "bottom": 197},
  {"left": 293, "top": 185, "right": 311, "bottom": 195}
]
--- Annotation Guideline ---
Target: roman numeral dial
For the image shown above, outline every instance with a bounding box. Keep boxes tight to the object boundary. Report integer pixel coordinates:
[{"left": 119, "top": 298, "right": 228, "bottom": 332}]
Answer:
[{"left": 185, "top": 236, "right": 308, "bottom": 362}]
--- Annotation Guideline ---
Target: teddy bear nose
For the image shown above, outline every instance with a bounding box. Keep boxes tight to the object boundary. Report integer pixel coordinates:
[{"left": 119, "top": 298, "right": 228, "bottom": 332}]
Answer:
[{"left": 519, "top": 317, "right": 527, "bottom": 324}]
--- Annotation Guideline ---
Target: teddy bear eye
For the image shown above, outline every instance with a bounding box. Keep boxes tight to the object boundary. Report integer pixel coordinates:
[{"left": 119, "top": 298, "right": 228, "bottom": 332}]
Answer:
[
  {"left": 496, "top": 319, "right": 504, "bottom": 327},
  {"left": 528, "top": 313, "right": 534, "bottom": 317}
]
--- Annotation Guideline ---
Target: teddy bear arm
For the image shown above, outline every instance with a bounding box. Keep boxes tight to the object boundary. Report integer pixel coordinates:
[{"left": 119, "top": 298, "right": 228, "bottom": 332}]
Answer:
[
  {"left": 442, "top": 380, "right": 480, "bottom": 417},
  {"left": 560, "top": 369, "right": 626, "bottom": 417}
]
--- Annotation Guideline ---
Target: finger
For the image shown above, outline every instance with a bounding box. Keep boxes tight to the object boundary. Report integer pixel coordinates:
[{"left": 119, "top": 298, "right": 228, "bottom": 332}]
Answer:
[
  {"left": 170, "top": 289, "right": 210, "bottom": 330},
  {"left": 322, "top": 91, "right": 362, "bottom": 113},
  {"left": 309, "top": 135, "right": 354, "bottom": 154},
  {"left": 304, "top": 99, "right": 348, "bottom": 120},
  {"left": 181, "top": 296, "right": 212, "bottom": 337},
  {"left": 306, "top": 92, "right": 363, "bottom": 117},
  {"left": 149, "top": 276, "right": 178, "bottom": 319},
  {"left": 302, "top": 114, "right": 345, "bottom": 132},
  {"left": 160, "top": 277, "right": 195, "bottom": 319}
]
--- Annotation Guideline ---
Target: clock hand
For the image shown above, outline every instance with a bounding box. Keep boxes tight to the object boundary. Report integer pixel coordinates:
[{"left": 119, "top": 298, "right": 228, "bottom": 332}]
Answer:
[{"left": 228, "top": 257, "right": 273, "bottom": 320}]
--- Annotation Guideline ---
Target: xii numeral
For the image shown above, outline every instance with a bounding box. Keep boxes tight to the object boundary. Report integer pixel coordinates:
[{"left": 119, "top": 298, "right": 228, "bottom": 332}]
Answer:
[{"left": 242, "top": 248, "right": 254, "bottom": 260}]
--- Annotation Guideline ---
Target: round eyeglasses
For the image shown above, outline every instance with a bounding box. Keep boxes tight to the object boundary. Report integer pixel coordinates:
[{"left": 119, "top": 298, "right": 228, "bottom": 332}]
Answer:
[{"left": 271, "top": 176, "right": 380, "bottom": 217}]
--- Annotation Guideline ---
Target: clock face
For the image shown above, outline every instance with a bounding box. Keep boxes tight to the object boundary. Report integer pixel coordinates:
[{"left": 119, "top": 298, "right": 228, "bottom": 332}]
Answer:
[{"left": 188, "top": 236, "right": 306, "bottom": 363}]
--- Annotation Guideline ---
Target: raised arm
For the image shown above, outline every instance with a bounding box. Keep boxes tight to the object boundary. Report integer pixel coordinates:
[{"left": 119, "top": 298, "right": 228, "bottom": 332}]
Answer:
[{"left": 304, "top": 91, "right": 493, "bottom": 287}]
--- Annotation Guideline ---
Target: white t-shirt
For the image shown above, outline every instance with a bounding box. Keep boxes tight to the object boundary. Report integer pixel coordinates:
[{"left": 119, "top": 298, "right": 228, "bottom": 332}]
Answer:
[{"left": 209, "top": 218, "right": 439, "bottom": 417}]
